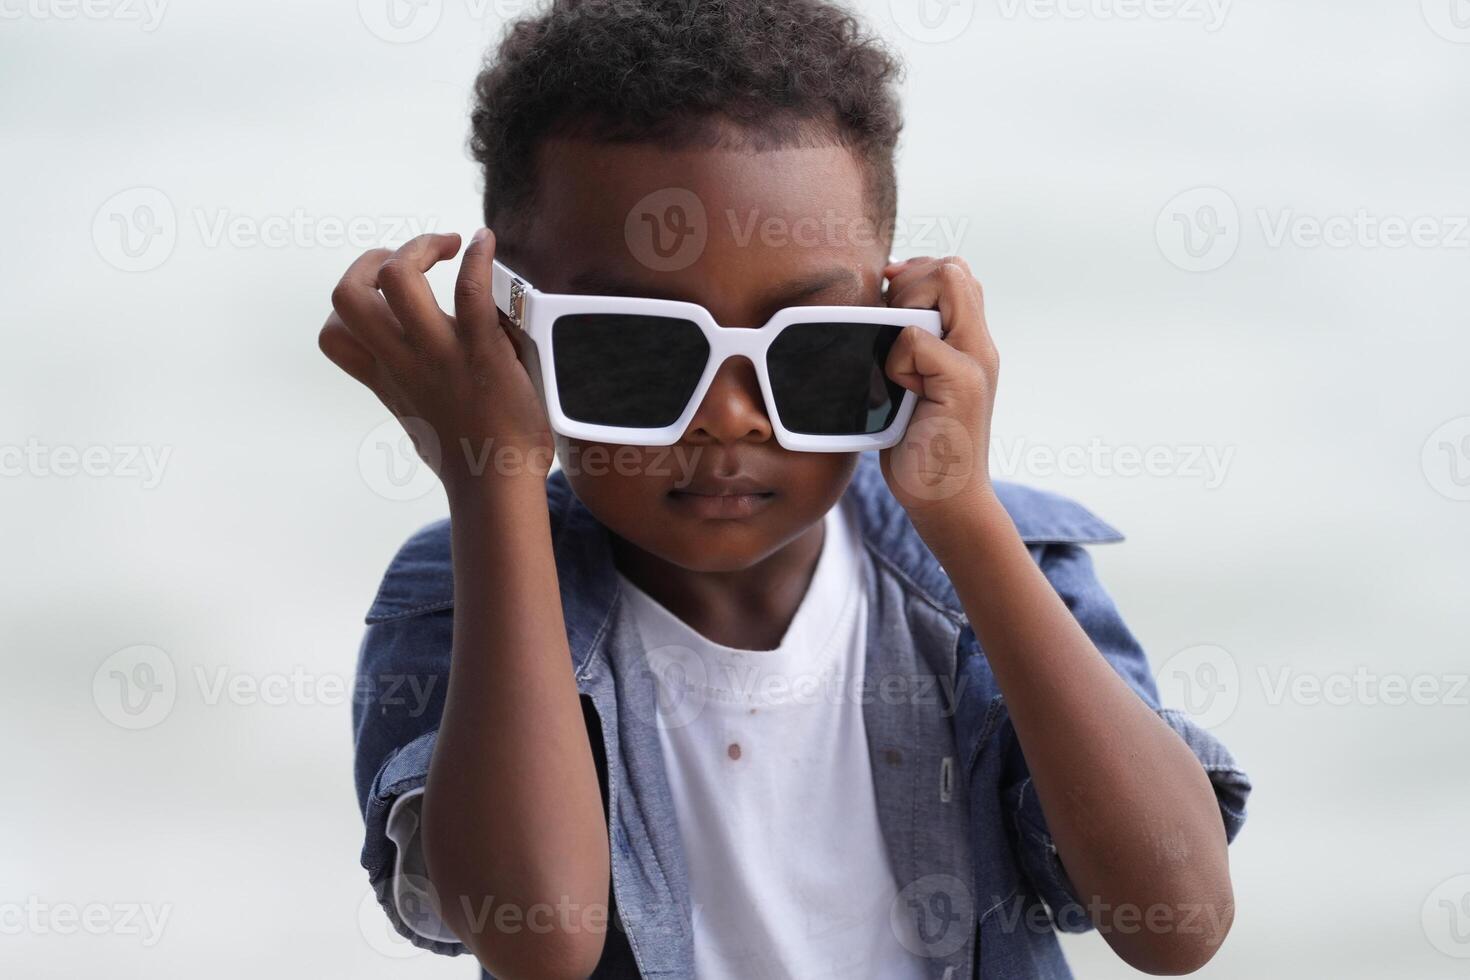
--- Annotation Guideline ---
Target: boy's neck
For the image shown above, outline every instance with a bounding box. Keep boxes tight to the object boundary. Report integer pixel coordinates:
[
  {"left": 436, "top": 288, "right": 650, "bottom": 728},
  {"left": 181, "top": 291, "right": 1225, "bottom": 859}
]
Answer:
[{"left": 611, "top": 519, "right": 826, "bottom": 651}]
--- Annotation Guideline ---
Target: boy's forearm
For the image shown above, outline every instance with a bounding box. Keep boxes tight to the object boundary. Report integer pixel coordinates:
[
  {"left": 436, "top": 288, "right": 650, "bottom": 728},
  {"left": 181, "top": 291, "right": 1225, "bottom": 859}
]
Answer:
[
  {"left": 422, "top": 476, "right": 609, "bottom": 978},
  {"left": 913, "top": 494, "right": 1232, "bottom": 975}
]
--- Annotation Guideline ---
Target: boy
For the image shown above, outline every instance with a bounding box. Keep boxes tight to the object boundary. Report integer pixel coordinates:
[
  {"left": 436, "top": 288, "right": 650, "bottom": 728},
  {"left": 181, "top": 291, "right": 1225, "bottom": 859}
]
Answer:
[{"left": 322, "top": 1, "right": 1250, "bottom": 977}]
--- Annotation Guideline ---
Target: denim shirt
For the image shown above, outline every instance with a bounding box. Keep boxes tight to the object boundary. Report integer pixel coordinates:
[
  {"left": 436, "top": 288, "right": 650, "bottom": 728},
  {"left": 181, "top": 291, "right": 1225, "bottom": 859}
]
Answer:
[{"left": 352, "top": 453, "right": 1251, "bottom": 979}]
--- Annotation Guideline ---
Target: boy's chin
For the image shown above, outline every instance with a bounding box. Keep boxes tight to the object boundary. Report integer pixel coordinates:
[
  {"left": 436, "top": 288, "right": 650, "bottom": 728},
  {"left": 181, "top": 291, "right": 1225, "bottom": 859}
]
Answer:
[{"left": 628, "top": 521, "right": 801, "bottom": 575}]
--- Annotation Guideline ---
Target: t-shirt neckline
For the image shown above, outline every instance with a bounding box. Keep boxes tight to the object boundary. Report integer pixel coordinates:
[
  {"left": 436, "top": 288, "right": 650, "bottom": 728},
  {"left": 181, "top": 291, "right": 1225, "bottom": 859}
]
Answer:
[{"left": 614, "top": 500, "right": 863, "bottom": 707}]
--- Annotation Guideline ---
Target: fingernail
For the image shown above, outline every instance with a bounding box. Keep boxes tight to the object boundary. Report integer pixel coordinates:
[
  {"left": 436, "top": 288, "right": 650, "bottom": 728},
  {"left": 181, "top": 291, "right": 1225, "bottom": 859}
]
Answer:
[{"left": 472, "top": 227, "right": 490, "bottom": 244}]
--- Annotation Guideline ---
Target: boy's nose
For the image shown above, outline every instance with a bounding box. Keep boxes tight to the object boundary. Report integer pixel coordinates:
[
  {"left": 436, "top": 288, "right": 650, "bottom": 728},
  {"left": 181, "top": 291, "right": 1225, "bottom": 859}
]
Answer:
[{"left": 684, "top": 356, "right": 773, "bottom": 446}]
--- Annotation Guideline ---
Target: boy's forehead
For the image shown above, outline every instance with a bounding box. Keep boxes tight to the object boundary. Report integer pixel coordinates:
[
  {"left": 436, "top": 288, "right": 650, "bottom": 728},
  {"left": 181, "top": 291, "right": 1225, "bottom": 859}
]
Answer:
[{"left": 520, "top": 136, "right": 882, "bottom": 302}]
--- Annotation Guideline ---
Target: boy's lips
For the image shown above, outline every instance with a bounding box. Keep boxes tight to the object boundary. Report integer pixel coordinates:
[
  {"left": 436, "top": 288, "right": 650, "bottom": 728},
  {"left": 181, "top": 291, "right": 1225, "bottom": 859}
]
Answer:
[
  {"left": 672, "top": 473, "right": 774, "bottom": 496},
  {"left": 666, "top": 474, "right": 777, "bottom": 519}
]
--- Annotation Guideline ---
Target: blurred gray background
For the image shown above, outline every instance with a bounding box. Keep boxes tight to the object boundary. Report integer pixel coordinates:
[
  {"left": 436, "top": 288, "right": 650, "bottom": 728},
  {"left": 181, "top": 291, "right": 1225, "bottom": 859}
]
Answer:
[{"left": 3, "top": 0, "right": 1468, "bottom": 976}]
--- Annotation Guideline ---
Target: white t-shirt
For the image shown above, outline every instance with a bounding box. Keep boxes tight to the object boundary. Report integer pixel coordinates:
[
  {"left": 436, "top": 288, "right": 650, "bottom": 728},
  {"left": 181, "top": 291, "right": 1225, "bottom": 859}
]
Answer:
[
  {"left": 385, "top": 499, "right": 925, "bottom": 977},
  {"left": 618, "top": 498, "right": 926, "bottom": 979}
]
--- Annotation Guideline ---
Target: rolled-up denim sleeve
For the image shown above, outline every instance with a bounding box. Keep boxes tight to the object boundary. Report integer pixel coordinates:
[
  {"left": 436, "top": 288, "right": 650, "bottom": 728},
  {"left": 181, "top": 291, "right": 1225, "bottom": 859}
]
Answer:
[
  {"left": 353, "top": 609, "right": 467, "bottom": 956},
  {"left": 1001, "top": 542, "right": 1252, "bottom": 932}
]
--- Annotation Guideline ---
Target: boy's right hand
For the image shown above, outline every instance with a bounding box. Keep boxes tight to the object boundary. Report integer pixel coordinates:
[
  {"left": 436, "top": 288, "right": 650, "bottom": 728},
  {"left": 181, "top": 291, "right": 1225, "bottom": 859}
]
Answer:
[{"left": 319, "top": 229, "right": 554, "bottom": 501}]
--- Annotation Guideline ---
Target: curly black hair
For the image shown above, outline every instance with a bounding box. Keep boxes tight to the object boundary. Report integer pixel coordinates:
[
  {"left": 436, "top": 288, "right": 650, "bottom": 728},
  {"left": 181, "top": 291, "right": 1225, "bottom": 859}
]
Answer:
[{"left": 469, "top": 0, "right": 906, "bottom": 251}]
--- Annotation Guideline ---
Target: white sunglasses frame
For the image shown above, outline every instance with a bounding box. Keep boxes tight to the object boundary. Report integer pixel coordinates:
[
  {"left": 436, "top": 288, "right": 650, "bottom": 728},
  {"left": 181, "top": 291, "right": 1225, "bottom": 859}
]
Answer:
[{"left": 489, "top": 257, "right": 943, "bottom": 452}]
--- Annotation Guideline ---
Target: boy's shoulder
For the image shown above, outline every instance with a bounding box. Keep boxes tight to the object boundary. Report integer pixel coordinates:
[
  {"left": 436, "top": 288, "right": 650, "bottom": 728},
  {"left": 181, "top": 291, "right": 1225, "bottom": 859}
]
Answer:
[
  {"left": 363, "top": 463, "right": 1122, "bottom": 624},
  {"left": 991, "top": 482, "right": 1124, "bottom": 545}
]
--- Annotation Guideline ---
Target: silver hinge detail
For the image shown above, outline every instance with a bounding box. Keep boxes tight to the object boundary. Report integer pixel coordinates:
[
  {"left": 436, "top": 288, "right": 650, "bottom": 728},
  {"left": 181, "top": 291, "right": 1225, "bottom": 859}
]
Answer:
[{"left": 509, "top": 279, "right": 526, "bottom": 327}]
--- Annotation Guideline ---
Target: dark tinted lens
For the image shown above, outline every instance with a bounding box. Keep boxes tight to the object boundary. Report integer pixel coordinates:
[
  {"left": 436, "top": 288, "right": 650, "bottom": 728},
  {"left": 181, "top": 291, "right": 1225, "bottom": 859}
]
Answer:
[
  {"left": 766, "top": 323, "right": 905, "bottom": 435},
  {"left": 552, "top": 314, "right": 709, "bottom": 428}
]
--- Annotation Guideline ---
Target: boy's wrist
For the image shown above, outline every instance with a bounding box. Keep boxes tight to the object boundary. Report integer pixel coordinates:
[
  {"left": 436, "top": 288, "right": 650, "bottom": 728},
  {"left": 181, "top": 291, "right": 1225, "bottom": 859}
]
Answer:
[
  {"left": 445, "top": 468, "right": 550, "bottom": 518},
  {"left": 907, "top": 485, "right": 1018, "bottom": 562}
]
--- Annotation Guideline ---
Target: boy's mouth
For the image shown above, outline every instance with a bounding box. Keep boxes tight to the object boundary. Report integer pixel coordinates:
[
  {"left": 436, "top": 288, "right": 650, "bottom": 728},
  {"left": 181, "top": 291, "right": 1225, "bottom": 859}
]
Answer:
[{"left": 667, "top": 475, "right": 777, "bottom": 519}]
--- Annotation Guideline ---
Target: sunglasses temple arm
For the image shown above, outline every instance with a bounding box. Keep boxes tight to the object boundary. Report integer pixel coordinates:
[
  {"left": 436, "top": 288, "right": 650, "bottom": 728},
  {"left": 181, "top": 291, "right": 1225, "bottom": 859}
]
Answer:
[{"left": 491, "top": 257, "right": 532, "bottom": 327}]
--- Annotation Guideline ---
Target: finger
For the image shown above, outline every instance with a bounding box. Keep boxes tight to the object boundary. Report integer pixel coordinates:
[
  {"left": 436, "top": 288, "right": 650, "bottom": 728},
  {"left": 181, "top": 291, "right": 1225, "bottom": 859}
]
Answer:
[
  {"left": 453, "top": 228, "right": 515, "bottom": 358},
  {"left": 884, "top": 324, "right": 927, "bottom": 396},
  {"left": 935, "top": 258, "right": 992, "bottom": 359},
  {"left": 889, "top": 258, "right": 993, "bottom": 361},
  {"left": 882, "top": 255, "right": 939, "bottom": 299},
  {"left": 881, "top": 258, "right": 920, "bottom": 302},
  {"left": 318, "top": 311, "right": 382, "bottom": 392},
  {"left": 884, "top": 324, "right": 985, "bottom": 407},
  {"left": 330, "top": 248, "right": 401, "bottom": 355},
  {"left": 883, "top": 254, "right": 931, "bottom": 272},
  {"left": 886, "top": 255, "right": 969, "bottom": 310},
  {"left": 378, "top": 232, "right": 462, "bottom": 351}
]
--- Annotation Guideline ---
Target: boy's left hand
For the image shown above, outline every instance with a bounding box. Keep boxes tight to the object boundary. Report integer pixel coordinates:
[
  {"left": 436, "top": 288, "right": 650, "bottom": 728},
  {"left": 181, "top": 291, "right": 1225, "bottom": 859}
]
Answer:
[{"left": 878, "top": 255, "right": 999, "bottom": 522}]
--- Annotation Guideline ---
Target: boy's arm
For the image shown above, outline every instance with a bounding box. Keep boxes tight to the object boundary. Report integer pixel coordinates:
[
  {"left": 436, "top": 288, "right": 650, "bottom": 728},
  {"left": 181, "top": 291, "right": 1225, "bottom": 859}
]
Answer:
[
  {"left": 323, "top": 231, "right": 609, "bottom": 978},
  {"left": 881, "top": 256, "right": 1234, "bottom": 975},
  {"left": 426, "top": 472, "right": 609, "bottom": 979},
  {"left": 920, "top": 500, "right": 1233, "bottom": 973}
]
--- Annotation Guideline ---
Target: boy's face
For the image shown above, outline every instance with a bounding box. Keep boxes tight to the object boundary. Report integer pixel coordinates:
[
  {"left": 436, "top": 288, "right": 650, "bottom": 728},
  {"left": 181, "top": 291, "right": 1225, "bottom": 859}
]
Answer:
[{"left": 514, "top": 129, "right": 889, "bottom": 572}]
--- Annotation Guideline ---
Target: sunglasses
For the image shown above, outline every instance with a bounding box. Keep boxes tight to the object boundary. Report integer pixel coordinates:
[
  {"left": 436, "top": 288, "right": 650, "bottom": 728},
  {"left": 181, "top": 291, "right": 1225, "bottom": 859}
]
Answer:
[{"left": 489, "top": 257, "right": 942, "bottom": 452}]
